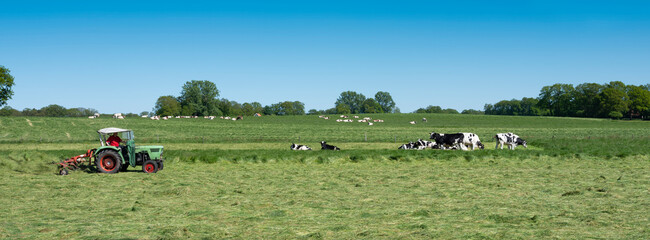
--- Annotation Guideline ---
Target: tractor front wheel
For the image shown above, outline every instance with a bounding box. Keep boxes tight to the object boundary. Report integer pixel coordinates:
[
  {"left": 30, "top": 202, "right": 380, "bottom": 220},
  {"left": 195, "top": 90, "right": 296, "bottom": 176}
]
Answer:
[
  {"left": 157, "top": 161, "right": 164, "bottom": 171},
  {"left": 95, "top": 151, "right": 122, "bottom": 174},
  {"left": 142, "top": 160, "right": 158, "bottom": 173}
]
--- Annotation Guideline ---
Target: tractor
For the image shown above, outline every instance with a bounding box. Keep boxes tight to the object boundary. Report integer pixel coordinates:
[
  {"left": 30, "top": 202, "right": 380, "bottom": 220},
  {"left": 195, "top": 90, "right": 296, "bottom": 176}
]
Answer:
[{"left": 55, "top": 127, "right": 164, "bottom": 175}]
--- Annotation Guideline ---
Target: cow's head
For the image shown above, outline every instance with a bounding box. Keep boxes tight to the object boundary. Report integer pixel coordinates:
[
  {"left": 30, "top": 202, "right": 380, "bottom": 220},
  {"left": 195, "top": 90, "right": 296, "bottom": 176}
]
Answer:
[
  {"left": 429, "top": 132, "right": 441, "bottom": 140},
  {"left": 290, "top": 143, "right": 296, "bottom": 149},
  {"left": 517, "top": 138, "right": 527, "bottom": 148},
  {"left": 477, "top": 141, "right": 485, "bottom": 149},
  {"left": 320, "top": 141, "right": 327, "bottom": 146}
]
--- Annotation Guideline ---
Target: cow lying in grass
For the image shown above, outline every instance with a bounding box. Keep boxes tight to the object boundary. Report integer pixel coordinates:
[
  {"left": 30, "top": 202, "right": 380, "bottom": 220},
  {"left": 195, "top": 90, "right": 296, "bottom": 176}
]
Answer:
[
  {"left": 290, "top": 143, "right": 312, "bottom": 150},
  {"left": 398, "top": 139, "right": 439, "bottom": 150},
  {"left": 320, "top": 141, "right": 341, "bottom": 150},
  {"left": 495, "top": 133, "right": 527, "bottom": 150}
]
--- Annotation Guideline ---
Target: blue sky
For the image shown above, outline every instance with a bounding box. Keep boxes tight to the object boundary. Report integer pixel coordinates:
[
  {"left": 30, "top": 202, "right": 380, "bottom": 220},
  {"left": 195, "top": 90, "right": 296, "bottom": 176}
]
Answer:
[{"left": 1, "top": 1, "right": 649, "bottom": 114}]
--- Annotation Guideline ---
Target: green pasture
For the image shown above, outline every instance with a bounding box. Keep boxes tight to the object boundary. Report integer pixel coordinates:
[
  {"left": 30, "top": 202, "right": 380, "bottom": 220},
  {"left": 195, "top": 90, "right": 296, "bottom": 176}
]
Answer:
[{"left": 0, "top": 114, "right": 648, "bottom": 239}]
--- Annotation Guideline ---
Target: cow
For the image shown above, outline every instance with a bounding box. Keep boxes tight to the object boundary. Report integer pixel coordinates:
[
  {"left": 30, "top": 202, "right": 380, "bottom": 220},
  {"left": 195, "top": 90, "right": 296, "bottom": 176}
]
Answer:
[
  {"left": 320, "top": 141, "right": 341, "bottom": 150},
  {"left": 461, "top": 132, "right": 484, "bottom": 150},
  {"left": 430, "top": 132, "right": 466, "bottom": 150},
  {"left": 290, "top": 143, "right": 312, "bottom": 150},
  {"left": 398, "top": 142, "right": 416, "bottom": 150},
  {"left": 429, "top": 132, "right": 483, "bottom": 150},
  {"left": 417, "top": 139, "right": 439, "bottom": 149},
  {"left": 495, "top": 133, "right": 527, "bottom": 150}
]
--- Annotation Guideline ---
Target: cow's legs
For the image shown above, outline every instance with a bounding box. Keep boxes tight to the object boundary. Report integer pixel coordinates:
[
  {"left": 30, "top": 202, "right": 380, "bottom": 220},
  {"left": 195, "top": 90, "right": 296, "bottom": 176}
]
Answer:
[{"left": 459, "top": 143, "right": 468, "bottom": 151}]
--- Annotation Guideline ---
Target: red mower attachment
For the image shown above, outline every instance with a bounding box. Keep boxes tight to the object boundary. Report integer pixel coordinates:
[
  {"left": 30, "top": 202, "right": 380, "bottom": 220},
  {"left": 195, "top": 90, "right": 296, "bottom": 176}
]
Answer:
[{"left": 53, "top": 149, "right": 96, "bottom": 175}]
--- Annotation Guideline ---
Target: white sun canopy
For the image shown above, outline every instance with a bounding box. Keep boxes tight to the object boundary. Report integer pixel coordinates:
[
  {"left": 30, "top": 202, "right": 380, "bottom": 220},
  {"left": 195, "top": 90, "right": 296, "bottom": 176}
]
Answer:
[{"left": 97, "top": 127, "right": 132, "bottom": 134}]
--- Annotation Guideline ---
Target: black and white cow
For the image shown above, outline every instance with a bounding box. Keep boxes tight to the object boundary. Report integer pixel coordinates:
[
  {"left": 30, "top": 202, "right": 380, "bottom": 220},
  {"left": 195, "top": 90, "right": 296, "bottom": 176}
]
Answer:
[
  {"left": 320, "top": 141, "right": 341, "bottom": 150},
  {"left": 495, "top": 133, "right": 527, "bottom": 150},
  {"left": 462, "top": 133, "right": 485, "bottom": 150},
  {"left": 398, "top": 142, "right": 417, "bottom": 150},
  {"left": 290, "top": 143, "right": 312, "bottom": 150},
  {"left": 430, "top": 132, "right": 466, "bottom": 150},
  {"left": 430, "top": 132, "right": 484, "bottom": 150},
  {"left": 417, "top": 139, "right": 438, "bottom": 149}
]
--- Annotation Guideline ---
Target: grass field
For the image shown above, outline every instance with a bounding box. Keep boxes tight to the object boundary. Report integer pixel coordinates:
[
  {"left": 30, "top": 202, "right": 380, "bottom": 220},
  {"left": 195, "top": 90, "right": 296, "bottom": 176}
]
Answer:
[{"left": 0, "top": 114, "right": 648, "bottom": 239}]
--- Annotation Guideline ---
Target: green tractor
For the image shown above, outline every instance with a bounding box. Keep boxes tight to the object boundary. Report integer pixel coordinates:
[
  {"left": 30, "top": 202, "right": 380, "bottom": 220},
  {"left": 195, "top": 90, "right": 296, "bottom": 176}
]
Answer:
[
  {"left": 55, "top": 128, "right": 165, "bottom": 175},
  {"left": 93, "top": 128, "right": 165, "bottom": 174}
]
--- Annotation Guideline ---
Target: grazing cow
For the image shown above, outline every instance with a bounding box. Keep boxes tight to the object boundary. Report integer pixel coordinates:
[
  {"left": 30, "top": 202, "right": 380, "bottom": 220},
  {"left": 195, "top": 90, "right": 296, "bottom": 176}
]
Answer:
[
  {"left": 422, "top": 118, "right": 427, "bottom": 122},
  {"left": 368, "top": 122, "right": 374, "bottom": 126},
  {"left": 409, "top": 121, "right": 416, "bottom": 124},
  {"left": 320, "top": 141, "right": 341, "bottom": 150},
  {"left": 495, "top": 133, "right": 527, "bottom": 150},
  {"left": 290, "top": 143, "right": 312, "bottom": 150}
]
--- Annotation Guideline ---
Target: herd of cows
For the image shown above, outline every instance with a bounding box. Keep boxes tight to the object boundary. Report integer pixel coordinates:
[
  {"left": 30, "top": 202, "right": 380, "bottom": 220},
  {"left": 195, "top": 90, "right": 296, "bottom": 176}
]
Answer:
[{"left": 291, "top": 132, "right": 528, "bottom": 151}]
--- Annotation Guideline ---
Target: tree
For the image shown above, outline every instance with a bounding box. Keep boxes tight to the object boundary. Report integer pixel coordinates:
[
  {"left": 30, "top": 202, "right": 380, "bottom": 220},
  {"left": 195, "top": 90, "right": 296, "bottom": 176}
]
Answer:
[
  {"left": 153, "top": 95, "right": 181, "bottom": 116},
  {"left": 307, "top": 109, "right": 322, "bottom": 115},
  {"left": 335, "top": 91, "right": 366, "bottom": 114},
  {"left": 0, "top": 66, "right": 15, "bottom": 107},
  {"left": 250, "top": 102, "right": 263, "bottom": 114},
  {"left": 242, "top": 103, "right": 254, "bottom": 116},
  {"left": 41, "top": 104, "right": 67, "bottom": 117},
  {"left": 416, "top": 105, "right": 442, "bottom": 113},
  {"left": 336, "top": 104, "right": 351, "bottom": 114},
  {"left": 178, "top": 80, "right": 220, "bottom": 116},
  {"left": 0, "top": 106, "right": 19, "bottom": 116},
  {"left": 361, "top": 98, "right": 383, "bottom": 113},
  {"left": 374, "top": 91, "right": 395, "bottom": 113},
  {"left": 573, "top": 83, "right": 603, "bottom": 117},
  {"left": 598, "top": 83, "right": 628, "bottom": 118},
  {"left": 263, "top": 101, "right": 306, "bottom": 115},
  {"left": 627, "top": 85, "right": 650, "bottom": 118},
  {"left": 461, "top": 109, "right": 484, "bottom": 115},
  {"left": 537, "top": 83, "right": 576, "bottom": 116}
]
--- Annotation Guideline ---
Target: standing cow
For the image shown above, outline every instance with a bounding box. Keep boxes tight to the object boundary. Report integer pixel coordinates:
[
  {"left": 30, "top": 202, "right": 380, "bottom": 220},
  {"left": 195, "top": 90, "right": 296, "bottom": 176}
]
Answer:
[
  {"left": 461, "top": 133, "right": 484, "bottom": 150},
  {"left": 495, "top": 133, "right": 527, "bottom": 150},
  {"left": 430, "top": 132, "right": 484, "bottom": 151}
]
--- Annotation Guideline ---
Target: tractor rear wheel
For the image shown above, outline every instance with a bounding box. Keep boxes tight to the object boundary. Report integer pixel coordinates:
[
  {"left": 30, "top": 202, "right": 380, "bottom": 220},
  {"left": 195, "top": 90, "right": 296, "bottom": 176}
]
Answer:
[
  {"left": 142, "top": 160, "right": 158, "bottom": 173},
  {"left": 95, "top": 151, "right": 122, "bottom": 174}
]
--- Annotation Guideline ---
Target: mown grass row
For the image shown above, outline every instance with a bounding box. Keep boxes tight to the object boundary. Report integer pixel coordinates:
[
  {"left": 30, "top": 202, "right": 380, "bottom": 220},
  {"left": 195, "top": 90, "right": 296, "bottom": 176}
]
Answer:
[{"left": 1, "top": 156, "right": 647, "bottom": 239}]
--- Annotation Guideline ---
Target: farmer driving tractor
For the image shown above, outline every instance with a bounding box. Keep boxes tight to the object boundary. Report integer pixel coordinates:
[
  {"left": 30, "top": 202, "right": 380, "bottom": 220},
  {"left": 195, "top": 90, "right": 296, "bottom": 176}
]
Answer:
[{"left": 106, "top": 133, "right": 123, "bottom": 147}]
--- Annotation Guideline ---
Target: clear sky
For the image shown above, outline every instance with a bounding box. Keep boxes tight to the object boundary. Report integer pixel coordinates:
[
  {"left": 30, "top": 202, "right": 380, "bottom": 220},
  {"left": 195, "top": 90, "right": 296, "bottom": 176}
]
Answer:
[{"left": 1, "top": 0, "right": 649, "bottom": 114}]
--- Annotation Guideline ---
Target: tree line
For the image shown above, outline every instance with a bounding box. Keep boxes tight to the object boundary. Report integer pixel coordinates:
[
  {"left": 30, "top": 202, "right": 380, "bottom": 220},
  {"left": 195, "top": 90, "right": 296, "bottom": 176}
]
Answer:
[
  {"left": 0, "top": 105, "right": 100, "bottom": 117},
  {"left": 153, "top": 80, "right": 306, "bottom": 116},
  {"left": 484, "top": 81, "right": 650, "bottom": 119},
  {"left": 307, "top": 91, "right": 397, "bottom": 115}
]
